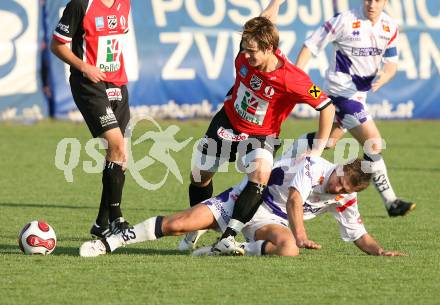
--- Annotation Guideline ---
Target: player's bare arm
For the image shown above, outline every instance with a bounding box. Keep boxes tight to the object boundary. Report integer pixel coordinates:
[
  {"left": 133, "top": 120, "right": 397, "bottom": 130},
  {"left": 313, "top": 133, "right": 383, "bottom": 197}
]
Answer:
[
  {"left": 354, "top": 233, "right": 407, "bottom": 256},
  {"left": 310, "top": 103, "right": 335, "bottom": 156},
  {"left": 371, "top": 62, "right": 398, "bottom": 92},
  {"left": 287, "top": 187, "right": 321, "bottom": 250},
  {"left": 50, "top": 39, "right": 105, "bottom": 84},
  {"left": 260, "top": 0, "right": 286, "bottom": 23},
  {"left": 295, "top": 45, "right": 313, "bottom": 70}
]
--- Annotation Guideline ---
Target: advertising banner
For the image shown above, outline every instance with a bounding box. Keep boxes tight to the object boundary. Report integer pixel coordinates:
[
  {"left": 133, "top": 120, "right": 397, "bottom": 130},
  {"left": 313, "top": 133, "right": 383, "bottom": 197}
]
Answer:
[
  {"left": 0, "top": 0, "right": 47, "bottom": 121},
  {"left": 7, "top": 0, "right": 440, "bottom": 120}
]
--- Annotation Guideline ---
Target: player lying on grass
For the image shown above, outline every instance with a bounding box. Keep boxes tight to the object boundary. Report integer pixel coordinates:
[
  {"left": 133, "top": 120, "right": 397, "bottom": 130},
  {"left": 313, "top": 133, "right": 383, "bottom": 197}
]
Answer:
[{"left": 80, "top": 154, "right": 405, "bottom": 257}]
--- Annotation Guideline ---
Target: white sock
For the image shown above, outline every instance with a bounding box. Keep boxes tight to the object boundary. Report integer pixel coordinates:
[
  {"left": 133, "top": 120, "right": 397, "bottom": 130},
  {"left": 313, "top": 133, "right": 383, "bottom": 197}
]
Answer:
[
  {"left": 242, "top": 240, "right": 266, "bottom": 256},
  {"left": 370, "top": 157, "right": 397, "bottom": 207},
  {"left": 106, "top": 217, "right": 158, "bottom": 252}
]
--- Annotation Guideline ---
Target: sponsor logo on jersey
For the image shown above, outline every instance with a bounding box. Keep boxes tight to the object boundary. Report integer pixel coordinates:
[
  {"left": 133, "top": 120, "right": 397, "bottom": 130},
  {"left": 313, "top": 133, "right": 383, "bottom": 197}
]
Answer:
[
  {"left": 250, "top": 74, "right": 263, "bottom": 91},
  {"left": 347, "top": 30, "right": 361, "bottom": 41},
  {"left": 382, "top": 23, "right": 390, "bottom": 32},
  {"left": 217, "top": 127, "right": 249, "bottom": 142},
  {"left": 351, "top": 47, "right": 382, "bottom": 56},
  {"left": 56, "top": 23, "right": 70, "bottom": 34},
  {"left": 352, "top": 21, "right": 361, "bottom": 29},
  {"left": 107, "top": 15, "right": 118, "bottom": 29},
  {"left": 234, "top": 82, "right": 268, "bottom": 126},
  {"left": 120, "top": 16, "right": 127, "bottom": 29},
  {"left": 379, "top": 35, "right": 390, "bottom": 41},
  {"left": 239, "top": 65, "right": 248, "bottom": 78},
  {"left": 95, "top": 17, "right": 104, "bottom": 31},
  {"left": 97, "top": 36, "right": 122, "bottom": 72},
  {"left": 106, "top": 88, "right": 122, "bottom": 101},
  {"left": 263, "top": 85, "right": 275, "bottom": 98},
  {"left": 99, "top": 107, "right": 117, "bottom": 127},
  {"left": 319, "top": 176, "right": 324, "bottom": 185},
  {"left": 308, "top": 85, "right": 322, "bottom": 99}
]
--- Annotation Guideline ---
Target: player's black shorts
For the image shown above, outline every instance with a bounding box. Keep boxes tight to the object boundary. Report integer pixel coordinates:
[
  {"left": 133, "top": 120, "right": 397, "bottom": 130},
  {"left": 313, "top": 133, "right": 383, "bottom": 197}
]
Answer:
[
  {"left": 198, "top": 107, "right": 281, "bottom": 163},
  {"left": 70, "top": 75, "right": 130, "bottom": 138}
]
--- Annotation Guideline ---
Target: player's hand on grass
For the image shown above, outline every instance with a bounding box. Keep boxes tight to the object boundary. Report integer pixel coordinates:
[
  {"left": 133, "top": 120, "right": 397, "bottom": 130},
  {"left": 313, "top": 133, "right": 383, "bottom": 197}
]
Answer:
[
  {"left": 81, "top": 63, "right": 106, "bottom": 83},
  {"left": 297, "top": 239, "right": 321, "bottom": 250},
  {"left": 381, "top": 250, "right": 407, "bottom": 257}
]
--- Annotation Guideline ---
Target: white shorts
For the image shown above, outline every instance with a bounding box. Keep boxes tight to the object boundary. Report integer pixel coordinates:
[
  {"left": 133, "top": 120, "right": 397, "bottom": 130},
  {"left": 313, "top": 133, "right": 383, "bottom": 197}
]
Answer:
[
  {"left": 203, "top": 188, "right": 288, "bottom": 242},
  {"left": 242, "top": 204, "right": 289, "bottom": 242}
]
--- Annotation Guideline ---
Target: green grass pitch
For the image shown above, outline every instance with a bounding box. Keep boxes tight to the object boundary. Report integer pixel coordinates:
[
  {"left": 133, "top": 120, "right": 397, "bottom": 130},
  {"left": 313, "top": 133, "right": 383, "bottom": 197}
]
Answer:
[{"left": 1, "top": 119, "right": 439, "bottom": 305}]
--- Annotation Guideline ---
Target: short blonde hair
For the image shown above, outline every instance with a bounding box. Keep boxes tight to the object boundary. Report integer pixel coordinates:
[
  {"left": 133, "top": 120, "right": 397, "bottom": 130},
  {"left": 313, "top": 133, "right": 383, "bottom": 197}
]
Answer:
[{"left": 242, "top": 17, "right": 279, "bottom": 53}]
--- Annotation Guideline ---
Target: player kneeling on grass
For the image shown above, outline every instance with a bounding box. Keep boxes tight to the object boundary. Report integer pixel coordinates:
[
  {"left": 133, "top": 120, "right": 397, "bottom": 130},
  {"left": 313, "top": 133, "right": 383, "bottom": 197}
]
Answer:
[{"left": 80, "top": 155, "right": 405, "bottom": 257}]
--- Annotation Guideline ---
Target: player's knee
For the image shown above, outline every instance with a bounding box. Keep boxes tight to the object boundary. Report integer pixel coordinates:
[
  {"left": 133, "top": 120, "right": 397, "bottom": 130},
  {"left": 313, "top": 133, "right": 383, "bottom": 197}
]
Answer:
[
  {"left": 107, "top": 144, "right": 126, "bottom": 162},
  {"left": 370, "top": 143, "right": 383, "bottom": 154}
]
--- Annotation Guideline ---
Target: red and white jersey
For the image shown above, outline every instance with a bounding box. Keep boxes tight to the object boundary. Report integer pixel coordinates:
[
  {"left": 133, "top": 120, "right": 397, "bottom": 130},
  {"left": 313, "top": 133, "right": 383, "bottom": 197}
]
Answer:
[
  {"left": 304, "top": 7, "right": 399, "bottom": 100},
  {"left": 258, "top": 156, "right": 367, "bottom": 242},
  {"left": 224, "top": 50, "right": 331, "bottom": 136},
  {"left": 53, "top": 0, "right": 130, "bottom": 86}
]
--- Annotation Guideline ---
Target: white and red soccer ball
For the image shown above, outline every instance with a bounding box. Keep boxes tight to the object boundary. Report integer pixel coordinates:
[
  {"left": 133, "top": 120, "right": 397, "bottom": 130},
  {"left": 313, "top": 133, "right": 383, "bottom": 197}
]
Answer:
[{"left": 18, "top": 220, "right": 57, "bottom": 255}]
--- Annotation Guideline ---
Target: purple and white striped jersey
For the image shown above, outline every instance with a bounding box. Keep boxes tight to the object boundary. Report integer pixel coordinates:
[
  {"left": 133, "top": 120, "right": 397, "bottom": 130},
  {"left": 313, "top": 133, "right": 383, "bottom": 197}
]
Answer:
[
  {"left": 304, "top": 7, "right": 398, "bottom": 102},
  {"left": 260, "top": 156, "right": 367, "bottom": 241}
]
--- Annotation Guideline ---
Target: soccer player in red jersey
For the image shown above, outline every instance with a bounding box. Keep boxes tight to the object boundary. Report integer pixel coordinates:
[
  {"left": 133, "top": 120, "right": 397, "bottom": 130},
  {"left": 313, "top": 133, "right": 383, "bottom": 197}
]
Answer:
[
  {"left": 51, "top": 0, "right": 132, "bottom": 237},
  {"left": 181, "top": 8, "right": 336, "bottom": 254}
]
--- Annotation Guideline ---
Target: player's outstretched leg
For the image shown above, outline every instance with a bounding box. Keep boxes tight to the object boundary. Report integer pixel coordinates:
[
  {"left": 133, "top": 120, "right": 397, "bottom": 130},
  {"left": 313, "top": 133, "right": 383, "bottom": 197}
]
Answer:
[
  {"left": 80, "top": 216, "right": 163, "bottom": 257},
  {"left": 80, "top": 204, "right": 216, "bottom": 257}
]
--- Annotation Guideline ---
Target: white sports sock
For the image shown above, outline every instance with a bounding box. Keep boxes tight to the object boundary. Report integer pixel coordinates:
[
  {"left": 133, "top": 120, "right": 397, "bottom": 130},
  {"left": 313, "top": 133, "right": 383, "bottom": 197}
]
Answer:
[
  {"left": 106, "top": 217, "right": 158, "bottom": 252},
  {"left": 370, "top": 157, "right": 397, "bottom": 207},
  {"left": 242, "top": 240, "right": 266, "bottom": 256}
]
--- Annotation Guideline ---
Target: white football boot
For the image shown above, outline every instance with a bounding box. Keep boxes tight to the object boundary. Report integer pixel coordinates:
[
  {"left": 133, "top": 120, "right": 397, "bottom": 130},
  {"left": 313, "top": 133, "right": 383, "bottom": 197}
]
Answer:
[
  {"left": 79, "top": 240, "right": 108, "bottom": 257},
  {"left": 211, "top": 236, "right": 245, "bottom": 255},
  {"left": 192, "top": 245, "right": 215, "bottom": 256},
  {"left": 178, "top": 230, "right": 208, "bottom": 251},
  {"left": 192, "top": 236, "right": 245, "bottom": 256}
]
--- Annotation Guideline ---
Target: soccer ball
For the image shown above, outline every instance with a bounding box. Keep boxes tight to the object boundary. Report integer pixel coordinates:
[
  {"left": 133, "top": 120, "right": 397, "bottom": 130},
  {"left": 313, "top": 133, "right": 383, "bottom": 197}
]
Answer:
[{"left": 18, "top": 220, "right": 57, "bottom": 255}]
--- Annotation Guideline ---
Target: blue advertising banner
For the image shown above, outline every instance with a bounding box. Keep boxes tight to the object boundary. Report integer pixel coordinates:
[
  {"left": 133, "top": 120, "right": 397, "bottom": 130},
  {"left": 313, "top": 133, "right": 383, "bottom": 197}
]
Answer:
[
  {"left": 0, "top": 0, "right": 48, "bottom": 122},
  {"left": 7, "top": 0, "right": 440, "bottom": 120}
]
